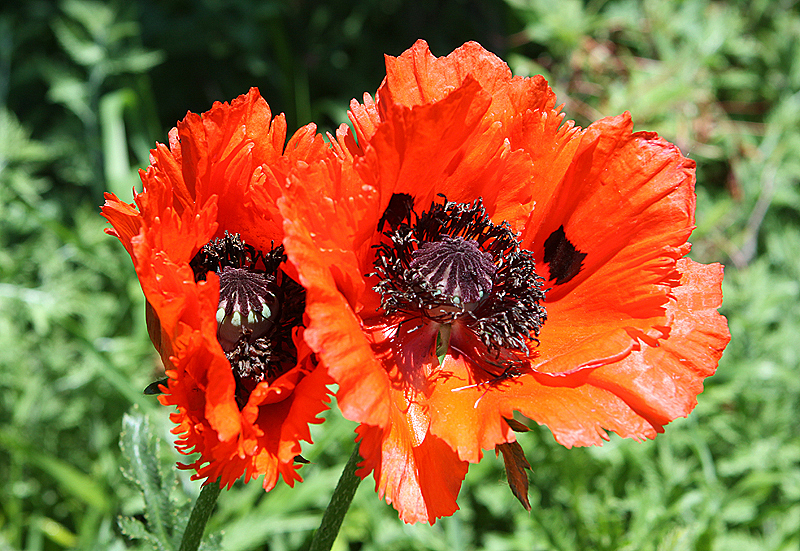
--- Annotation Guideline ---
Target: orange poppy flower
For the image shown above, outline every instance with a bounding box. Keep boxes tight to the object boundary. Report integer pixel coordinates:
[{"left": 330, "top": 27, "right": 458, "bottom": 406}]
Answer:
[
  {"left": 102, "top": 88, "right": 333, "bottom": 490},
  {"left": 279, "top": 41, "right": 730, "bottom": 523}
]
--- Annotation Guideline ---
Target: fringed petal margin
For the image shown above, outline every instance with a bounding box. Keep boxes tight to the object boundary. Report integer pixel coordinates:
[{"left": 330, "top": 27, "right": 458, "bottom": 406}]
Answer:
[
  {"left": 506, "top": 259, "right": 728, "bottom": 447},
  {"left": 356, "top": 413, "right": 468, "bottom": 525}
]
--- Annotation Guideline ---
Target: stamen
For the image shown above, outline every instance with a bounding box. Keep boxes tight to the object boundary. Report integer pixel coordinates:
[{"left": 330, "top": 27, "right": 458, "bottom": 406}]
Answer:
[
  {"left": 372, "top": 194, "right": 548, "bottom": 381},
  {"left": 190, "top": 233, "right": 305, "bottom": 409},
  {"left": 410, "top": 236, "right": 495, "bottom": 304}
]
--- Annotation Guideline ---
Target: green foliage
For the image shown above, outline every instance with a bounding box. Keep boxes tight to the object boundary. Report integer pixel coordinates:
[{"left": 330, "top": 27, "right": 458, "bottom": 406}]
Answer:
[
  {"left": 118, "top": 409, "right": 222, "bottom": 551},
  {"left": 1, "top": 0, "right": 798, "bottom": 550}
]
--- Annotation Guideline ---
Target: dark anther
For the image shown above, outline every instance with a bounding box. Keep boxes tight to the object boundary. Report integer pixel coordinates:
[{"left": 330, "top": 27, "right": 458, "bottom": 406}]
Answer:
[
  {"left": 372, "top": 195, "right": 547, "bottom": 379},
  {"left": 189, "top": 232, "right": 305, "bottom": 409},
  {"left": 190, "top": 231, "right": 284, "bottom": 282}
]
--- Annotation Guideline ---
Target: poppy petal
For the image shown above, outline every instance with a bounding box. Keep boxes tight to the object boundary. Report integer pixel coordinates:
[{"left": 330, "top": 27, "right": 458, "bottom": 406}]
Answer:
[
  {"left": 382, "top": 40, "right": 557, "bottom": 120},
  {"left": 516, "top": 114, "right": 698, "bottom": 382},
  {"left": 524, "top": 113, "right": 696, "bottom": 302},
  {"left": 356, "top": 408, "right": 468, "bottom": 524},
  {"left": 425, "top": 349, "right": 518, "bottom": 462},
  {"left": 280, "top": 161, "right": 390, "bottom": 427},
  {"left": 359, "top": 77, "right": 493, "bottom": 209},
  {"left": 582, "top": 259, "right": 729, "bottom": 428},
  {"left": 502, "top": 258, "right": 729, "bottom": 447},
  {"left": 352, "top": 77, "right": 535, "bottom": 231}
]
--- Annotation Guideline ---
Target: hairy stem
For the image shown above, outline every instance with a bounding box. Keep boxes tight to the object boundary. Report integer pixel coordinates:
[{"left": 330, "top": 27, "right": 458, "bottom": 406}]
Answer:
[
  {"left": 309, "top": 443, "right": 363, "bottom": 551},
  {"left": 178, "top": 480, "right": 222, "bottom": 551}
]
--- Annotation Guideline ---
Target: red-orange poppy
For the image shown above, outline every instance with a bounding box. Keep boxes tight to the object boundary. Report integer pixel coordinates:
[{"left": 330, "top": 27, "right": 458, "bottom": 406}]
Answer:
[
  {"left": 102, "top": 88, "right": 333, "bottom": 490},
  {"left": 279, "top": 41, "right": 731, "bottom": 523}
]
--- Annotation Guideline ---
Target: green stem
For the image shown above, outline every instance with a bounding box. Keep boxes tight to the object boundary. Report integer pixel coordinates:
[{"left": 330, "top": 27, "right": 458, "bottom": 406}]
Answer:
[
  {"left": 178, "top": 480, "right": 222, "bottom": 551},
  {"left": 309, "top": 443, "right": 363, "bottom": 551}
]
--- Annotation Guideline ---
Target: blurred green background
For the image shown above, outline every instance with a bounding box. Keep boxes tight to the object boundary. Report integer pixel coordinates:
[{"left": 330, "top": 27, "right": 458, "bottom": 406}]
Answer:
[{"left": 1, "top": 0, "right": 799, "bottom": 549}]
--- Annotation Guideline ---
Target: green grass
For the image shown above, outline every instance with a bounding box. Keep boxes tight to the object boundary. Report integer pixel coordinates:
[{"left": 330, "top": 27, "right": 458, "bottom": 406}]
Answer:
[{"left": 1, "top": 0, "right": 799, "bottom": 549}]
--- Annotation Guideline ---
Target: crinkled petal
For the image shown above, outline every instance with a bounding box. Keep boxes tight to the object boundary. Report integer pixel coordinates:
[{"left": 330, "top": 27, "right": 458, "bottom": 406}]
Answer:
[
  {"left": 426, "top": 346, "right": 518, "bottom": 463},
  {"left": 580, "top": 259, "right": 729, "bottom": 430},
  {"left": 356, "top": 408, "right": 468, "bottom": 524},
  {"left": 524, "top": 113, "right": 696, "bottom": 300},
  {"left": 495, "top": 258, "right": 729, "bottom": 447},
  {"left": 358, "top": 77, "right": 494, "bottom": 211},
  {"left": 382, "top": 40, "right": 557, "bottom": 122},
  {"left": 280, "top": 161, "right": 390, "bottom": 427},
  {"left": 519, "top": 113, "right": 697, "bottom": 378}
]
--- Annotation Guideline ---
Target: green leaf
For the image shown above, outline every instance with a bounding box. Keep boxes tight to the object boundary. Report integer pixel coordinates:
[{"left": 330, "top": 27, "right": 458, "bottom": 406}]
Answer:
[
  {"left": 118, "top": 516, "right": 162, "bottom": 548},
  {"left": 99, "top": 88, "right": 141, "bottom": 199},
  {"left": 60, "top": 0, "right": 114, "bottom": 39},
  {"left": 119, "top": 407, "right": 177, "bottom": 550},
  {"left": 34, "top": 516, "right": 78, "bottom": 548},
  {"left": 108, "top": 49, "right": 165, "bottom": 75},
  {"left": 118, "top": 407, "right": 221, "bottom": 551},
  {"left": 51, "top": 17, "right": 104, "bottom": 67}
]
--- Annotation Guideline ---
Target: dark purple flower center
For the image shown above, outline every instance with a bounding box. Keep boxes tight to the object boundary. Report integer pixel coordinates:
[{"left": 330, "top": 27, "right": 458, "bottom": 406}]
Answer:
[
  {"left": 372, "top": 195, "right": 547, "bottom": 382},
  {"left": 410, "top": 236, "right": 495, "bottom": 304},
  {"left": 216, "top": 266, "right": 279, "bottom": 351},
  {"left": 189, "top": 232, "right": 305, "bottom": 408}
]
